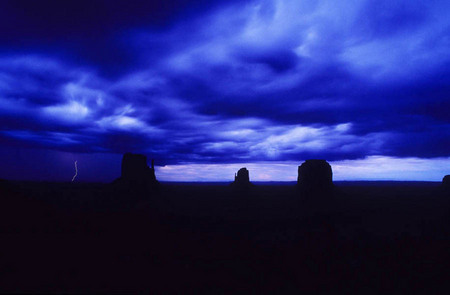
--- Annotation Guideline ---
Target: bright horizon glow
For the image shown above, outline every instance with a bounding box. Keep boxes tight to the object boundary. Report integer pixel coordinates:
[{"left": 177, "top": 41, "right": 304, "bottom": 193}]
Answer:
[{"left": 156, "top": 156, "right": 450, "bottom": 182}]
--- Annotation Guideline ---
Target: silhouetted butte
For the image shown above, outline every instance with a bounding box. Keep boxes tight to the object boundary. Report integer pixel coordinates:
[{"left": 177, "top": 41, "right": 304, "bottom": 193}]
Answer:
[
  {"left": 297, "top": 159, "right": 333, "bottom": 196},
  {"left": 231, "top": 167, "right": 251, "bottom": 189},
  {"left": 442, "top": 175, "right": 450, "bottom": 195},
  {"left": 112, "top": 153, "right": 158, "bottom": 191}
]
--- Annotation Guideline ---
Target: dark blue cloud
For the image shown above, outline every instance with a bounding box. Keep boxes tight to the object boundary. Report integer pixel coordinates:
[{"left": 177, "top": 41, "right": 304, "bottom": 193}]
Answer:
[
  {"left": 0, "top": 0, "right": 449, "bottom": 180},
  {"left": 356, "top": 0, "right": 431, "bottom": 39}
]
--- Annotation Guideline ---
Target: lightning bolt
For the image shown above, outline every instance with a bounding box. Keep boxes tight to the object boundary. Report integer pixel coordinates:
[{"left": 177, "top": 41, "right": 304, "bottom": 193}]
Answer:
[{"left": 71, "top": 160, "right": 78, "bottom": 182}]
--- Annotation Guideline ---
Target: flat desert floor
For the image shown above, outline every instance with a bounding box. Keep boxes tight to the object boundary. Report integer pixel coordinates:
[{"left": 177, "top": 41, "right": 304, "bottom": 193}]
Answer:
[{"left": 0, "top": 180, "right": 449, "bottom": 294}]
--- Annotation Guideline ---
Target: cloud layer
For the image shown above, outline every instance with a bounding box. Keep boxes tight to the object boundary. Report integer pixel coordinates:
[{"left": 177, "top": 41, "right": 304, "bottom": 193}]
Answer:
[{"left": 0, "top": 0, "right": 449, "bottom": 180}]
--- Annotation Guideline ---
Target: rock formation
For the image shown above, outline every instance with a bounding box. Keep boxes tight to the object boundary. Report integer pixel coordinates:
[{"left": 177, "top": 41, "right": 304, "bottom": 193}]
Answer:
[
  {"left": 442, "top": 175, "right": 450, "bottom": 189},
  {"left": 113, "top": 153, "right": 158, "bottom": 191},
  {"left": 121, "top": 153, "right": 156, "bottom": 182},
  {"left": 297, "top": 160, "right": 333, "bottom": 193},
  {"left": 231, "top": 167, "right": 251, "bottom": 188},
  {"left": 0, "top": 179, "right": 12, "bottom": 195}
]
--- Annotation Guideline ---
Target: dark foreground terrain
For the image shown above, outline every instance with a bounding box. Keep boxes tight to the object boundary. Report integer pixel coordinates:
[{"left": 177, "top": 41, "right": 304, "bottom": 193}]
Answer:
[{"left": 0, "top": 180, "right": 449, "bottom": 294}]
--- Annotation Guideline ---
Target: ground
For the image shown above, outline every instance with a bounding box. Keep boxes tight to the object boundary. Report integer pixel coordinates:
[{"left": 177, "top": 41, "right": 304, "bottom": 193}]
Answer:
[{"left": 0, "top": 180, "right": 449, "bottom": 294}]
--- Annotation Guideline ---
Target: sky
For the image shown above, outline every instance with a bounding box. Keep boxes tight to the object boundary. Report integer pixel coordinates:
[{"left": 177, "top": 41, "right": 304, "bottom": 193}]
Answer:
[{"left": 0, "top": 0, "right": 449, "bottom": 182}]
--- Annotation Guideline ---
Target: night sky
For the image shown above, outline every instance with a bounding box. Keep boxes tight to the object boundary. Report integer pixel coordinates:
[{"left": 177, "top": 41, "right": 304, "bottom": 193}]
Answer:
[{"left": 0, "top": 0, "right": 449, "bottom": 182}]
